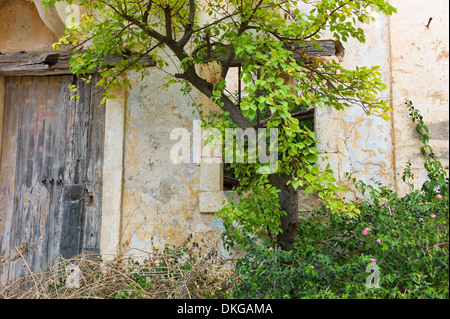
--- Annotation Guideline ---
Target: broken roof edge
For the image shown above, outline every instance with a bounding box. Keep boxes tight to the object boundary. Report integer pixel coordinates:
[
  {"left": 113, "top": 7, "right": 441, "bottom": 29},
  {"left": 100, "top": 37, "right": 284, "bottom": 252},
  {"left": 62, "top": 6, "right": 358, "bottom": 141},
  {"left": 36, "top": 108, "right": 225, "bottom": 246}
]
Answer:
[{"left": 0, "top": 50, "right": 156, "bottom": 76}]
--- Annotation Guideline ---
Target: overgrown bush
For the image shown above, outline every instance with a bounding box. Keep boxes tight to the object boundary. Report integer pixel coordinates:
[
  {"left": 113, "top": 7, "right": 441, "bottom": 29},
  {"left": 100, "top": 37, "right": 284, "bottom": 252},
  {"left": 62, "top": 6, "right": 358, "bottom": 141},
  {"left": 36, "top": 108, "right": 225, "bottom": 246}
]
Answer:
[
  {"left": 229, "top": 101, "right": 449, "bottom": 299},
  {"left": 231, "top": 188, "right": 448, "bottom": 299}
]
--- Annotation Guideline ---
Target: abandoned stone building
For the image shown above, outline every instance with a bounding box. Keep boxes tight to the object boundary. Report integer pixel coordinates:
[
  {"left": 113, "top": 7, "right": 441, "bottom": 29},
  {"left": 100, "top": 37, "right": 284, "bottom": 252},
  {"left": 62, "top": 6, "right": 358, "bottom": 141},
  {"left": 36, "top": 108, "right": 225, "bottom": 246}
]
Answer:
[{"left": 0, "top": 0, "right": 448, "bottom": 283}]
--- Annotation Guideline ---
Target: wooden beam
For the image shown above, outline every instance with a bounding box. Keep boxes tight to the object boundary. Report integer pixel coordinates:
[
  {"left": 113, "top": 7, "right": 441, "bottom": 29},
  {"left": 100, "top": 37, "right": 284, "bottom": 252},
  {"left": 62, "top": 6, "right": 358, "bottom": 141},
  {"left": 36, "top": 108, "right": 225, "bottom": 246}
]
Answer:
[
  {"left": 216, "top": 40, "right": 337, "bottom": 67},
  {"left": 255, "top": 108, "right": 314, "bottom": 128},
  {"left": 0, "top": 51, "right": 155, "bottom": 76},
  {"left": 0, "top": 51, "right": 72, "bottom": 76},
  {"left": 286, "top": 40, "right": 337, "bottom": 58},
  {"left": 1, "top": 40, "right": 336, "bottom": 76},
  {"left": 223, "top": 175, "right": 240, "bottom": 190}
]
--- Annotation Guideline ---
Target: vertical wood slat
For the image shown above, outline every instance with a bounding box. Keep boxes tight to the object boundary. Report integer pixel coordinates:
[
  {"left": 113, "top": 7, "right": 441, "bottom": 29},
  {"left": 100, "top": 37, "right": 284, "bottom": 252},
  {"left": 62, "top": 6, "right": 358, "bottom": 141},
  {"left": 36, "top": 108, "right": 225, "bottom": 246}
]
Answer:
[
  {"left": 9, "top": 77, "right": 41, "bottom": 280},
  {"left": 41, "top": 76, "right": 67, "bottom": 268},
  {"left": 82, "top": 76, "right": 105, "bottom": 255},
  {"left": 60, "top": 76, "right": 90, "bottom": 259},
  {"left": 0, "top": 76, "right": 5, "bottom": 161},
  {"left": 0, "top": 77, "right": 21, "bottom": 283}
]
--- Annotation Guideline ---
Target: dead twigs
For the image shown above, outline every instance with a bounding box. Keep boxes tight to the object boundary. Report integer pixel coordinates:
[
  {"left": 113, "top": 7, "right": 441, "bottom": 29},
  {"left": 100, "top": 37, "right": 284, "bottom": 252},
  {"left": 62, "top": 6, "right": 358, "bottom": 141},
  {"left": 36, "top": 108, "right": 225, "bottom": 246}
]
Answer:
[{"left": 0, "top": 242, "right": 236, "bottom": 299}]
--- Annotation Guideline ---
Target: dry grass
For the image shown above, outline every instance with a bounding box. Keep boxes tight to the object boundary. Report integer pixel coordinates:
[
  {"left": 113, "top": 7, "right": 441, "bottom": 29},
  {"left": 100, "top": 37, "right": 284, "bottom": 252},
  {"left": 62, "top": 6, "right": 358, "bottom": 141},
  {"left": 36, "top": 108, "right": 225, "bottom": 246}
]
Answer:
[{"left": 0, "top": 243, "right": 237, "bottom": 299}]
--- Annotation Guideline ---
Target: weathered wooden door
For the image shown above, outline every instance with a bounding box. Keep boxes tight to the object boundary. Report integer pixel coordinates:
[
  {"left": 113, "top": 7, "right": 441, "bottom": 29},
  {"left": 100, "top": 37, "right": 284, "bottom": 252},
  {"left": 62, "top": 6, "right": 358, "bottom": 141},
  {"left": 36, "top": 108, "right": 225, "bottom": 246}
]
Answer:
[{"left": 0, "top": 75, "right": 105, "bottom": 283}]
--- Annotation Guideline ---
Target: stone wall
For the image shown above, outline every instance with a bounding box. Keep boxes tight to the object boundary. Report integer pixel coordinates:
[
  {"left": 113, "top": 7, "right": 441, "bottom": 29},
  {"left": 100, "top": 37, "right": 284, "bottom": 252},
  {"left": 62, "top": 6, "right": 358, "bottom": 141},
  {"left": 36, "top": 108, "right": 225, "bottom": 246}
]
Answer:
[
  {"left": 317, "top": 0, "right": 449, "bottom": 201},
  {"left": 389, "top": 0, "right": 449, "bottom": 195},
  {"left": 316, "top": 9, "right": 395, "bottom": 201},
  {"left": 118, "top": 63, "right": 226, "bottom": 255},
  {"left": 0, "top": 0, "right": 448, "bottom": 257}
]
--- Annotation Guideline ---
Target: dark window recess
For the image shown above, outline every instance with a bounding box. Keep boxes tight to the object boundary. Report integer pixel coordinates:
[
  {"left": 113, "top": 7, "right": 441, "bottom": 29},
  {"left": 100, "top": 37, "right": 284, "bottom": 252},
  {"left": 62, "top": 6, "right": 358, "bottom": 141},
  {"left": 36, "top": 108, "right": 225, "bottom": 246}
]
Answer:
[{"left": 223, "top": 165, "right": 240, "bottom": 190}]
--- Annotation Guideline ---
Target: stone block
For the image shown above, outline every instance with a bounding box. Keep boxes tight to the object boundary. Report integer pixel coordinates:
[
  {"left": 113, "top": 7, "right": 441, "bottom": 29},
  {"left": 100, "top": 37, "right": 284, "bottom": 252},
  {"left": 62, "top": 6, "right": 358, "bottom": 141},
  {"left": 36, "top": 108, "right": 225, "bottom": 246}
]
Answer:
[
  {"left": 315, "top": 118, "right": 340, "bottom": 153},
  {"left": 200, "top": 161, "right": 222, "bottom": 191},
  {"left": 199, "top": 190, "right": 237, "bottom": 213}
]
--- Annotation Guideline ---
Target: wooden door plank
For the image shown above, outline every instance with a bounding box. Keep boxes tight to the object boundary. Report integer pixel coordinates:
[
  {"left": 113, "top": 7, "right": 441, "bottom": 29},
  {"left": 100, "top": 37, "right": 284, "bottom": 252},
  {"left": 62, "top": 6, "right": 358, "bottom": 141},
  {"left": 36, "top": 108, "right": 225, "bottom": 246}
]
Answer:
[
  {"left": 0, "top": 77, "right": 21, "bottom": 282},
  {"left": 65, "top": 77, "right": 88, "bottom": 185},
  {"left": 60, "top": 184, "right": 84, "bottom": 259},
  {"left": 61, "top": 76, "right": 89, "bottom": 258},
  {"left": 7, "top": 77, "right": 40, "bottom": 280},
  {"left": 39, "top": 76, "right": 68, "bottom": 269},
  {"left": 82, "top": 77, "right": 105, "bottom": 255}
]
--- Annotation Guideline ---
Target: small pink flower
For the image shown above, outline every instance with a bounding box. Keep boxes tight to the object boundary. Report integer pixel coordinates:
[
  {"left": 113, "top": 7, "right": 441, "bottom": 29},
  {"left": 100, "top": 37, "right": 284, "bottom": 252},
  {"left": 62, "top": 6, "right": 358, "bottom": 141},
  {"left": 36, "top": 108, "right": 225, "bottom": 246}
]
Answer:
[
  {"left": 436, "top": 194, "right": 442, "bottom": 200},
  {"left": 369, "top": 177, "right": 374, "bottom": 181},
  {"left": 376, "top": 238, "right": 382, "bottom": 243},
  {"left": 431, "top": 214, "right": 436, "bottom": 219},
  {"left": 362, "top": 227, "right": 370, "bottom": 236},
  {"left": 371, "top": 258, "right": 377, "bottom": 265}
]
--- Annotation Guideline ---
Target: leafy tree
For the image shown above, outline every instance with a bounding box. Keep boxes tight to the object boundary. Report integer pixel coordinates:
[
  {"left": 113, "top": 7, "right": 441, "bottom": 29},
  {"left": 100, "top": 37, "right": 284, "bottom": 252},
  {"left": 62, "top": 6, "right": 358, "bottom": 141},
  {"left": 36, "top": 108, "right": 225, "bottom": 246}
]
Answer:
[{"left": 40, "top": 0, "right": 396, "bottom": 250}]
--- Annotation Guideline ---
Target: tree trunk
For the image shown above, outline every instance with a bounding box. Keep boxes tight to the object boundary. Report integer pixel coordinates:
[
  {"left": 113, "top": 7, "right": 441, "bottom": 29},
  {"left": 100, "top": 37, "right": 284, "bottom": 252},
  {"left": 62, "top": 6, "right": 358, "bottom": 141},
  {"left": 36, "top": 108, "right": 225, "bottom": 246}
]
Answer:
[{"left": 269, "top": 174, "right": 299, "bottom": 250}]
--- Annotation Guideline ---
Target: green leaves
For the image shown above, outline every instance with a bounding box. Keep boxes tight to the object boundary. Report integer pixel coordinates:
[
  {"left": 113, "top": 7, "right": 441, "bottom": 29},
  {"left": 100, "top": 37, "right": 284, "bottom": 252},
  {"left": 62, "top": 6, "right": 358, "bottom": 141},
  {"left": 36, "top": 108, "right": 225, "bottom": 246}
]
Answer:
[
  {"left": 275, "top": 78, "right": 285, "bottom": 86},
  {"left": 405, "top": 100, "right": 449, "bottom": 201},
  {"left": 216, "top": 177, "right": 286, "bottom": 250}
]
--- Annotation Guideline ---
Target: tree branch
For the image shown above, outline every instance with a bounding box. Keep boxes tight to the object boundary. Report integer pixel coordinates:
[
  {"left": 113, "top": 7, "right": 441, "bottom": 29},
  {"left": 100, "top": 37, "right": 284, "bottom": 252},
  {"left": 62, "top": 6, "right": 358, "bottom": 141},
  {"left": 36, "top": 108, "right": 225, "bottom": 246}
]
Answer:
[
  {"left": 100, "top": 41, "right": 162, "bottom": 90},
  {"left": 97, "top": 0, "right": 166, "bottom": 43},
  {"left": 220, "top": 0, "right": 264, "bottom": 79},
  {"left": 177, "top": 0, "right": 196, "bottom": 48},
  {"left": 143, "top": 1, "right": 153, "bottom": 22},
  {"left": 175, "top": 71, "right": 253, "bottom": 130},
  {"left": 191, "top": 12, "right": 235, "bottom": 34},
  {"left": 304, "top": 1, "right": 349, "bottom": 40},
  {"left": 164, "top": 5, "right": 173, "bottom": 41}
]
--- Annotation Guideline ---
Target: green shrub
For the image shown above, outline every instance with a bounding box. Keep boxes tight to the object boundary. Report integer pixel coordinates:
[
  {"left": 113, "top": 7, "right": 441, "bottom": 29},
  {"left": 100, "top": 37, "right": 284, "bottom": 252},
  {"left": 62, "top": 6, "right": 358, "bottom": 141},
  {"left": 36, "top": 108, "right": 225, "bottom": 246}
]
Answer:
[{"left": 229, "top": 100, "right": 449, "bottom": 299}]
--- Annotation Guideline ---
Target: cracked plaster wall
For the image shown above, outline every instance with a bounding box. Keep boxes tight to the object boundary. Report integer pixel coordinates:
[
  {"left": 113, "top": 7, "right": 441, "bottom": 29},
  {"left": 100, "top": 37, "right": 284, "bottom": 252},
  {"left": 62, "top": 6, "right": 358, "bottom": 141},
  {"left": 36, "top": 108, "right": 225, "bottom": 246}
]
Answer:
[
  {"left": 316, "top": 0, "right": 449, "bottom": 202},
  {"left": 315, "top": 9, "right": 395, "bottom": 203},
  {"left": 389, "top": 0, "right": 449, "bottom": 195},
  {"left": 118, "top": 61, "right": 228, "bottom": 256}
]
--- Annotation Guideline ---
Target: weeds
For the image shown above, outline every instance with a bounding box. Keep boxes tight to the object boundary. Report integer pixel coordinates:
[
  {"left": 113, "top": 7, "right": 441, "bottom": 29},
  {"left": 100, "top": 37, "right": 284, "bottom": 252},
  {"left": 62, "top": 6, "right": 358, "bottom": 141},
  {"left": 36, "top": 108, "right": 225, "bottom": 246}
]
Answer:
[{"left": 0, "top": 242, "right": 235, "bottom": 299}]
